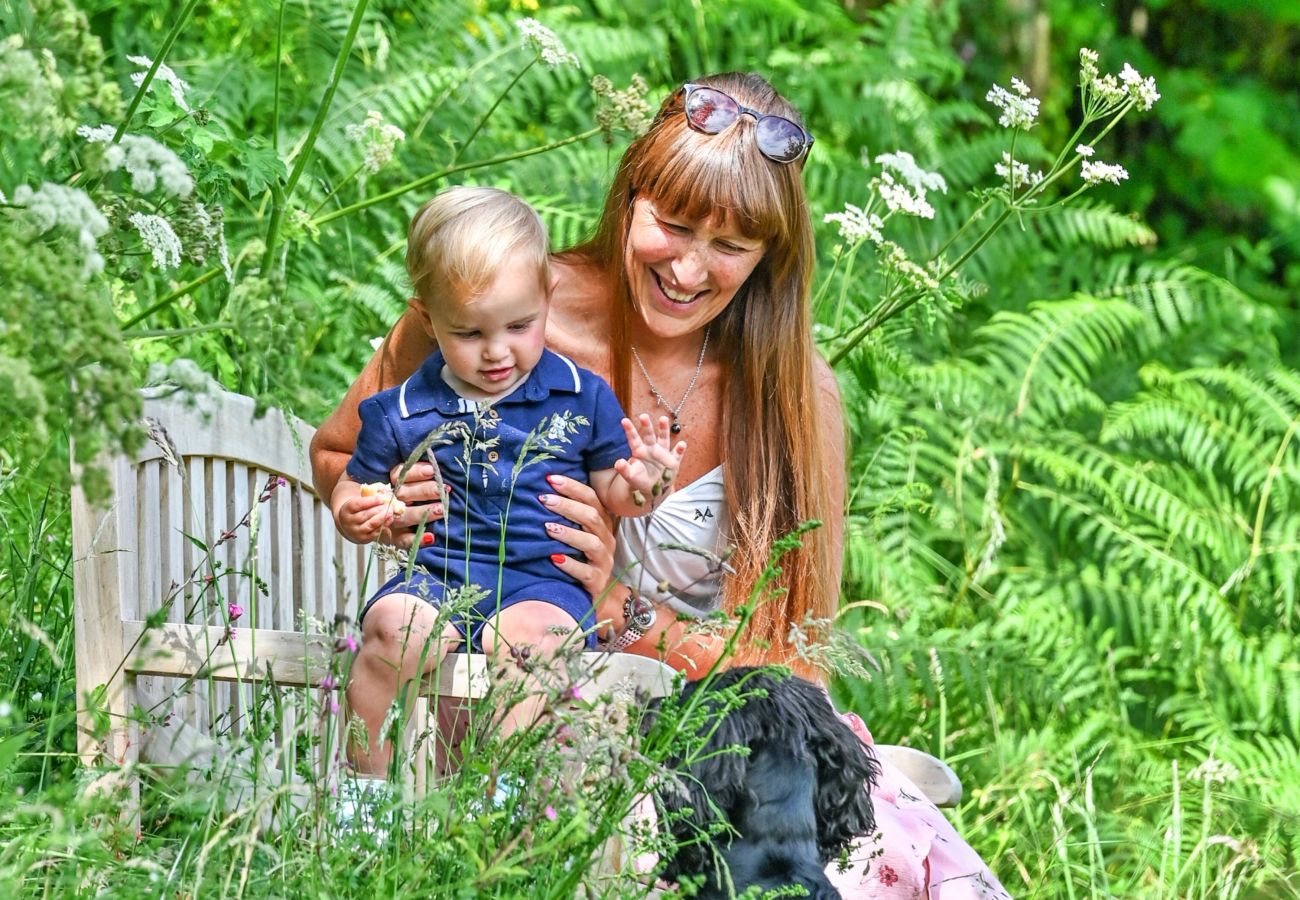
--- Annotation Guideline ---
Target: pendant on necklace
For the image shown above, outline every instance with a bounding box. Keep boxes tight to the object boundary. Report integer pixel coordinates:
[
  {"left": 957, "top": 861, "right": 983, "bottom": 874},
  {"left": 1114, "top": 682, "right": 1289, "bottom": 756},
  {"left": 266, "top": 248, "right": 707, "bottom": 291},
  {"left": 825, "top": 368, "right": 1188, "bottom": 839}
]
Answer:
[{"left": 670, "top": 420, "right": 683, "bottom": 434}]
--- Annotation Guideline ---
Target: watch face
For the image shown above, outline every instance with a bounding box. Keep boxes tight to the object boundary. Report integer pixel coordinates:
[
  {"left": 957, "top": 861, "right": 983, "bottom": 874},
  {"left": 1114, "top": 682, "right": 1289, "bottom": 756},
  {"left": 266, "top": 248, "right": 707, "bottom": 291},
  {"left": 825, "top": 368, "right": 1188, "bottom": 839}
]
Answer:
[{"left": 626, "top": 595, "right": 656, "bottom": 631}]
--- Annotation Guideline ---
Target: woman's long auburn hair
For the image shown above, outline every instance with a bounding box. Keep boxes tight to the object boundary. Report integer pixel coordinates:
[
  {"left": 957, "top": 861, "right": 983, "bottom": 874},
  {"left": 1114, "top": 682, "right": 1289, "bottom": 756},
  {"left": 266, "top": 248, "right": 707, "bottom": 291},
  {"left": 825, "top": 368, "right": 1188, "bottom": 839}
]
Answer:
[{"left": 561, "top": 73, "right": 838, "bottom": 680}]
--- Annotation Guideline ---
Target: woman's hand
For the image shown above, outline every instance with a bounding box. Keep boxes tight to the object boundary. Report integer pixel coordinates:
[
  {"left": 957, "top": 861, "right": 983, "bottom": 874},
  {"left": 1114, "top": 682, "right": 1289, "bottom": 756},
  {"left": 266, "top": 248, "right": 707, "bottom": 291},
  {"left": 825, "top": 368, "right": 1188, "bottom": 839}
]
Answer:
[
  {"left": 539, "top": 473, "right": 617, "bottom": 601},
  {"left": 381, "top": 461, "right": 447, "bottom": 549}
]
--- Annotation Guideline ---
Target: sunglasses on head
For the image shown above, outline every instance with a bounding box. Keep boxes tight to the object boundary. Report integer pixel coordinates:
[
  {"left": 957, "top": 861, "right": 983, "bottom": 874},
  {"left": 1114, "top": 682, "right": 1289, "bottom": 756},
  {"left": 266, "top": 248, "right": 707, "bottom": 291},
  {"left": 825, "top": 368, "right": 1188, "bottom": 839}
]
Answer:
[{"left": 681, "top": 82, "right": 814, "bottom": 164}]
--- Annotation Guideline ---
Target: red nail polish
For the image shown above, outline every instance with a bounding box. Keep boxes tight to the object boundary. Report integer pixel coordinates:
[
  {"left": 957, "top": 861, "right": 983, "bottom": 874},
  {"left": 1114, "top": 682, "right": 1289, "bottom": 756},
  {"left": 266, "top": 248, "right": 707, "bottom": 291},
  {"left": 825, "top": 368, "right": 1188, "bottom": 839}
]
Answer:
[
  {"left": 421, "top": 533, "right": 435, "bottom": 547},
  {"left": 550, "top": 553, "right": 565, "bottom": 564}
]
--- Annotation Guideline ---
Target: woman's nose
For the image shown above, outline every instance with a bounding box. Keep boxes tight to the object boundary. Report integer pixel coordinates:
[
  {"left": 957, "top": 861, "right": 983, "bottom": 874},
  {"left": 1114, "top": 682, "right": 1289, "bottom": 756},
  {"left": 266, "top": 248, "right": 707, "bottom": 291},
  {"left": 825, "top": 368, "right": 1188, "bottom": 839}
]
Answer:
[{"left": 670, "top": 245, "right": 707, "bottom": 288}]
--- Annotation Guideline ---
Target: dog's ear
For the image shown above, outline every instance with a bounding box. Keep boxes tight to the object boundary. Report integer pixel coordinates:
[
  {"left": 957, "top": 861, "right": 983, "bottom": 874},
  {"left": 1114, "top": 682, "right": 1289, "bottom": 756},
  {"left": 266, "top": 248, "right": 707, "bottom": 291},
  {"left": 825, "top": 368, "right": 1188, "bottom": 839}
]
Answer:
[{"left": 789, "top": 678, "right": 880, "bottom": 863}]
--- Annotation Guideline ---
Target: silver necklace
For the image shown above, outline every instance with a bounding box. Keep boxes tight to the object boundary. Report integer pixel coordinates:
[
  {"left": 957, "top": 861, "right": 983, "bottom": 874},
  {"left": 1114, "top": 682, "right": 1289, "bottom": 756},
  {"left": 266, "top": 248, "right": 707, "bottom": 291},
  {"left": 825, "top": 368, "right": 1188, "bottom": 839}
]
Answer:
[{"left": 631, "top": 327, "right": 710, "bottom": 434}]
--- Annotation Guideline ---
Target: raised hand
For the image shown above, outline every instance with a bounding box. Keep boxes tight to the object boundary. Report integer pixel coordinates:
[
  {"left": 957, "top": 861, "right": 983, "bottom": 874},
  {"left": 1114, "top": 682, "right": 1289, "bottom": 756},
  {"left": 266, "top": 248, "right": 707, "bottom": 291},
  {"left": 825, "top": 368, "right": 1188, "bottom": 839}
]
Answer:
[{"left": 614, "top": 414, "right": 687, "bottom": 505}]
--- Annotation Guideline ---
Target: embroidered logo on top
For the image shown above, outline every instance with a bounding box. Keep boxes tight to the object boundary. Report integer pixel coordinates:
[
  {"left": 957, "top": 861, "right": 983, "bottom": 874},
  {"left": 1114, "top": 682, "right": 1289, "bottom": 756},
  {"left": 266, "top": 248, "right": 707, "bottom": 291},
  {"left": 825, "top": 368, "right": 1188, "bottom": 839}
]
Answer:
[{"left": 693, "top": 506, "right": 714, "bottom": 523}]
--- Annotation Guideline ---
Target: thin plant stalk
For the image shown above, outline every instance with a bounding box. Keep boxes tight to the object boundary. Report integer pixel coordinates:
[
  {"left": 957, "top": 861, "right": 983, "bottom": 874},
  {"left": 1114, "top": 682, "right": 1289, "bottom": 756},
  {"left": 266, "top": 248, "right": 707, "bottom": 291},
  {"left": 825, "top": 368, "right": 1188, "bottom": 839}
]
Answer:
[
  {"left": 310, "top": 128, "right": 601, "bottom": 228},
  {"left": 263, "top": 0, "right": 371, "bottom": 272}
]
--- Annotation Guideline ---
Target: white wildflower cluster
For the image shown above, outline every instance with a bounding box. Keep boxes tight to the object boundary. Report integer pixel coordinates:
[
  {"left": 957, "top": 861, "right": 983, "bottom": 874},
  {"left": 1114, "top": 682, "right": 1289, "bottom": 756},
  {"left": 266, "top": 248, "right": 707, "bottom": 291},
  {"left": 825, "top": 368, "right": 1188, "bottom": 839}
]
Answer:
[
  {"left": 128, "top": 54, "right": 191, "bottom": 111},
  {"left": 1076, "top": 143, "right": 1095, "bottom": 158},
  {"left": 877, "top": 171, "right": 936, "bottom": 218},
  {"left": 129, "top": 212, "right": 183, "bottom": 270},
  {"left": 1119, "top": 62, "right": 1161, "bottom": 111},
  {"left": 824, "top": 203, "right": 884, "bottom": 244},
  {"left": 1188, "top": 756, "right": 1239, "bottom": 787},
  {"left": 994, "top": 152, "right": 1045, "bottom": 190},
  {"left": 1080, "top": 159, "right": 1129, "bottom": 186},
  {"left": 986, "top": 77, "right": 1040, "bottom": 130},
  {"left": 1079, "top": 48, "right": 1160, "bottom": 113},
  {"left": 1079, "top": 48, "right": 1100, "bottom": 86},
  {"left": 13, "top": 182, "right": 109, "bottom": 280},
  {"left": 344, "top": 110, "right": 406, "bottom": 174},
  {"left": 875, "top": 150, "right": 948, "bottom": 195},
  {"left": 879, "top": 240, "right": 940, "bottom": 292},
  {"left": 591, "top": 74, "right": 652, "bottom": 137},
  {"left": 78, "top": 125, "right": 194, "bottom": 198},
  {"left": 515, "top": 18, "right": 580, "bottom": 69},
  {"left": 146, "top": 358, "right": 219, "bottom": 397}
]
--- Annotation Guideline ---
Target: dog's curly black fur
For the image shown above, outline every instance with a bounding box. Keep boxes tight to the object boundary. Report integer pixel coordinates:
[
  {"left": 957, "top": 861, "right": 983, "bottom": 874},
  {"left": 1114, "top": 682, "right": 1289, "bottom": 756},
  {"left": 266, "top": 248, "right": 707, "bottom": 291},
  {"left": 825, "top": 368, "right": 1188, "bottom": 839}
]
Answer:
[{"left": 646, "top": 667, "right": 879, "bottom": 899}]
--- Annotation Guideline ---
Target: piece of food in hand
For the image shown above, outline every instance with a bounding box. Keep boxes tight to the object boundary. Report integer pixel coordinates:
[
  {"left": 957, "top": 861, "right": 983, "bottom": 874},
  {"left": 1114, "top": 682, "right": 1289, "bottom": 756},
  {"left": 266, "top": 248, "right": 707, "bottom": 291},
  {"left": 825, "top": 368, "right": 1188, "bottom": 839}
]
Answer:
[
  {"left": 359, "top": 482, "right": 392, "bottom": 498},
  {"left": 387, "top": 498, "right": 406, "bottom": 516}
]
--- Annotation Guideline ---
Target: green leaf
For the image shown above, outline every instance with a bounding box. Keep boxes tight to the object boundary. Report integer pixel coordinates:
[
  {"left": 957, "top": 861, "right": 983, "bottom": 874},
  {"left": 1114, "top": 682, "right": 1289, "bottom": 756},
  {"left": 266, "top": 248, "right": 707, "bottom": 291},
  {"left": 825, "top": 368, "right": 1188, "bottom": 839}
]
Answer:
[
  {"left": 234, "top": 137, "right": 288, "bottom": 196},
  {"left": 0, "top": 730, "right": 26, "bottom": 775}
]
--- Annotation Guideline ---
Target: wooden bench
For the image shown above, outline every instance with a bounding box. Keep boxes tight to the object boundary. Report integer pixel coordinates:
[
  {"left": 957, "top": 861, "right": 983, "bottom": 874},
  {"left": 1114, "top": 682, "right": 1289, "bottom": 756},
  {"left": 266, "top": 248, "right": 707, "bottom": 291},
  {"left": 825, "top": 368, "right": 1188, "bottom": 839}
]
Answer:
[{"left": 70, "top": 387, "right": 960, "bottom": 814}]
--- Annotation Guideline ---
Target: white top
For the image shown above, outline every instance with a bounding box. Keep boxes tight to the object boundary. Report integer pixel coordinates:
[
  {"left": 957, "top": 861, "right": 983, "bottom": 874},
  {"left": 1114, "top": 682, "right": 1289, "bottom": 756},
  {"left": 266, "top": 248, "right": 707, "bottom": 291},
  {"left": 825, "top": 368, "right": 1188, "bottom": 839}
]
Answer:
[{"left": 614, "top": 464, "right": 728, "bottom": 618}]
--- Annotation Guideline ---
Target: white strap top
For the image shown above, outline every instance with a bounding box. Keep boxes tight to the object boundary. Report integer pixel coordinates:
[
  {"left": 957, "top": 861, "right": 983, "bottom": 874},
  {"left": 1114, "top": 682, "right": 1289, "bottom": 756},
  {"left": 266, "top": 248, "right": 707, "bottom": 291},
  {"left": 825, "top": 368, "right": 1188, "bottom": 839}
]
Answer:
[{"left": 614, "top": 464, "right": 727, "bottom": 618}]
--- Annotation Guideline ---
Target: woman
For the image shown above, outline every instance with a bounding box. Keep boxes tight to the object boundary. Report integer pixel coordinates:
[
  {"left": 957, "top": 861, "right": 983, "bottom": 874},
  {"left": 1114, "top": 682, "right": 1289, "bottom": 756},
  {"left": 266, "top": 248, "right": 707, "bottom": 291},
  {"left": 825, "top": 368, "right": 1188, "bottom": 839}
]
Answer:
[{"left": 311, "top": 72, "right": 1009, "bottom": 898}]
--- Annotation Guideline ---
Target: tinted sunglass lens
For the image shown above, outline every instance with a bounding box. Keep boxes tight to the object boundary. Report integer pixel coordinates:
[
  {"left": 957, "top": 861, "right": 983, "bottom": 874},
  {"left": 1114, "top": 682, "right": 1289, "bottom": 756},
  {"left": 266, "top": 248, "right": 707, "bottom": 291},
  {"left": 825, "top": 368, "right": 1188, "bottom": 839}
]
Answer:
[
  {"left": 755, "top": 116, "right": 807, "bottom": 162},
  {"left": 684, "top": 87, "right": 739, "bottom": 134}
]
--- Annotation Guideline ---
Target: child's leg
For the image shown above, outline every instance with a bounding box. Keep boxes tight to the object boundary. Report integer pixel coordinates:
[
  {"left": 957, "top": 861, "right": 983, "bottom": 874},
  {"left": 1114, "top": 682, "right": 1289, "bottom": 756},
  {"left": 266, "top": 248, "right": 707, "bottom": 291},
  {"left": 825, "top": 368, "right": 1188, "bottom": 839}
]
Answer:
[
  {"left": 346, "top": 592, "right": 461, "bottom": 775},
  {"left": 479, "top": 600, "right": 582, "bottom": 737}
]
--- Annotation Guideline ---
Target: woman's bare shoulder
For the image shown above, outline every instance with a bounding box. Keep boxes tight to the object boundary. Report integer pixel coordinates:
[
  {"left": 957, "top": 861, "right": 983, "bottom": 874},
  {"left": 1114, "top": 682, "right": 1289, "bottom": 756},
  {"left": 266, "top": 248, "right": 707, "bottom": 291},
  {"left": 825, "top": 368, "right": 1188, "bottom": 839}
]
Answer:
[{"left": 547, "top": 256, "right": 613, "bottom": 373}]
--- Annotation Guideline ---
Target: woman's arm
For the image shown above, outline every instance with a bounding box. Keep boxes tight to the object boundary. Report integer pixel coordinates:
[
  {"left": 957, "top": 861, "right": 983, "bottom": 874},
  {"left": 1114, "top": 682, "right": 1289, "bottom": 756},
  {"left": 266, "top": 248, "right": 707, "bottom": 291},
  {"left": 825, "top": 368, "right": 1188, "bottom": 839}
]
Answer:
[
  {"left": 596, "top": 584, "right": 727, "bottom": 680},
  {"left": 309, "top": 308, "right": 435, "bottom": 501},
  {"left": 814, "top": 354, "right": 848, "bottom": 588}
]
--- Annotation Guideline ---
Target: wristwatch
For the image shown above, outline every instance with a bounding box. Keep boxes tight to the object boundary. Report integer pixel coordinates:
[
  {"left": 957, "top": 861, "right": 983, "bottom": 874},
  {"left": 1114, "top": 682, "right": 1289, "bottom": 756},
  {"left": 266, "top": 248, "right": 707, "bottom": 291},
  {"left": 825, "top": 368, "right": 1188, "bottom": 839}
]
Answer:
[{"left": 610, "top": 589, "right": 656, "bottom": 652}]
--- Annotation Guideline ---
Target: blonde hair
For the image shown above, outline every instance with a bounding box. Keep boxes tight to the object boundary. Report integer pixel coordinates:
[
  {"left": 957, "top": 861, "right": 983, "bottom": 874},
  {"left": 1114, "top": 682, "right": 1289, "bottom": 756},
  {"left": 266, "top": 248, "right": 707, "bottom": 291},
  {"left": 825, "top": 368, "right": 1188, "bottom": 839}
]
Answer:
[
  {"left": 406, "top": 186, "right": 550, "bottom": 308},
  {"left": 562, "top": 73, "right": 837, "bottom": 681}
]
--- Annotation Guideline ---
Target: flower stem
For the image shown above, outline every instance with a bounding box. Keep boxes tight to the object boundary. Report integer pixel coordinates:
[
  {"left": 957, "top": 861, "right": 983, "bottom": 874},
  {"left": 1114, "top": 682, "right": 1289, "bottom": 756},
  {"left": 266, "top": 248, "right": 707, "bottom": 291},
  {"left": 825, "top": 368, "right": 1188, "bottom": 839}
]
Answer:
[
  {"left": 120, "top": 266, "right": 223, "bottom": 329},
  {"left": 309, "top": 162, "right": 365, "bottom": 218},
  {"left": 263, "top": 0, "right": 371, "bottom": 272},
  {"left": 111, "top": 0, "right": 203, "bottom": 144},
  {"left": 453, "top": 57, "right": 538, "bottom": 166},
  {"left": 272, "top": 0, "right": 287, "bottom": 151},
  {"left": 309, "top": 128, "right": 602, "bottom": 228}
]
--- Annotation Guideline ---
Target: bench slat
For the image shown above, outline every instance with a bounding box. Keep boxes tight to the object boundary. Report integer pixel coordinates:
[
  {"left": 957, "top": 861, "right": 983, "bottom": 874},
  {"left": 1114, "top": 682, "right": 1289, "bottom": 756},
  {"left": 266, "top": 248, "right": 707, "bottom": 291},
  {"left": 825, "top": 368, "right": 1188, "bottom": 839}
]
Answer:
[{"left": 122, "top": 621, "right": 676, "bottom": 701}]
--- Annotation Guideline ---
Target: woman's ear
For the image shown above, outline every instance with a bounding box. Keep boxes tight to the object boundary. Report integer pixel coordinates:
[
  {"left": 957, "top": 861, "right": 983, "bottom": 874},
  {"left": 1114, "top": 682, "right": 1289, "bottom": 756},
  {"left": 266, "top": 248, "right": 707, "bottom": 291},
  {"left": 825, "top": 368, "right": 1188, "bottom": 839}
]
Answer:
[{"left": 407, "top": 296, "right": 437, "bottom": 339}]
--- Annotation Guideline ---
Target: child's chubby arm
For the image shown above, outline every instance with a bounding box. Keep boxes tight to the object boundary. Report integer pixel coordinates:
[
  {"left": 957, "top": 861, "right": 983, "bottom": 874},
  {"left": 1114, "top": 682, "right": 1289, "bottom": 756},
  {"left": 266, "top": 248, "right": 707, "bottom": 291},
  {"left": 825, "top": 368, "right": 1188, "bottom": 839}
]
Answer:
[
  {"left": 591, "top": 414, "right": 686, "bottom": 519},
  {"left": 331, "top": 475, "right": 408, "bottom": 545}
]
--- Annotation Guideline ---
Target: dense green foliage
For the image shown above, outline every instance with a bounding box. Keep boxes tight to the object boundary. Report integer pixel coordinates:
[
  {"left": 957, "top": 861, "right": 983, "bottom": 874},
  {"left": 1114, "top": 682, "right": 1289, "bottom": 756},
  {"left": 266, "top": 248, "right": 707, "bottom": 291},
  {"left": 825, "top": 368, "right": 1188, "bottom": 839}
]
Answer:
[{"left": 1, "top": 0, "right": 1298, "bottom": 896}]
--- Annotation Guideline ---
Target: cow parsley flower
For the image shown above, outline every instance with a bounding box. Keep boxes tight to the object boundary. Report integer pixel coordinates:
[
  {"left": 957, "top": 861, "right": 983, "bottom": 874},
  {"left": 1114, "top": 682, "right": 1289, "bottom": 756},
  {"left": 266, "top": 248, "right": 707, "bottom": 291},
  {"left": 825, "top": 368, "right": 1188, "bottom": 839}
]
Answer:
[
  {"left": 824, "top": 203, "right": 883, "bottom": 244},
  {"left": 344, "top": 110, "right": 406, "bottom": 174},
  {"left": 1080, "top": 159, "right": 1129, "bottom": 186},
  {"left": 79, "top": 126, "right": 194, "bottom": 198},
  {"left": 1075, "top": 143, "right": 1095, "bottom": 158},
  {"left": 1079, "top": 48, "right": 1100, "bottom": 87},
  {"left": 1188, "top": 756, "right": 1239, "bottom": 786},
  {"left": 128, "top": 54, "right": 191, "bottom": 111},
  {"left": 994, "top": 152, "right": 1044, "bottom": 189},
  {"left": 879, "top": 241, "right": 940, "bottom": 292},
  {"left": 592, "top": 74, "right": 652, "bottom": 138},
  {"left": 13, "top": 182, "right": 109, "bottom": 280},
  {"left": 1118, "top": 62, "right": 1161, "bottom": 110},
  {"left": 129, "top": 212, "right": 183, "bottom": 269},
  {"left": 986, "top": 78, "right": 1040, "bottom": 129},
  {"left": 516, "top": 18, "right": 580, "bottom": 69},
  {"left": 877, "top": 172, "right": 935, "bottom": 219},
  {"left": 875, "top": 151, "right": 948, "bottom": 195},
  {"left": 76, "top": 123, "right": 117, "bottom": 143}
]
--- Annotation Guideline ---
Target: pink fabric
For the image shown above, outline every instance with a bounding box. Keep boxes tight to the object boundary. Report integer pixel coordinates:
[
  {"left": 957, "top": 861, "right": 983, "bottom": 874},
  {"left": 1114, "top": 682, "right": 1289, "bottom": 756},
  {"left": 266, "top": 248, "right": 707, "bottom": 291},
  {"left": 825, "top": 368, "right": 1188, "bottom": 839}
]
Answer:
[{"left": 829, "top": 713, "right": 1011, "bottom": 899}]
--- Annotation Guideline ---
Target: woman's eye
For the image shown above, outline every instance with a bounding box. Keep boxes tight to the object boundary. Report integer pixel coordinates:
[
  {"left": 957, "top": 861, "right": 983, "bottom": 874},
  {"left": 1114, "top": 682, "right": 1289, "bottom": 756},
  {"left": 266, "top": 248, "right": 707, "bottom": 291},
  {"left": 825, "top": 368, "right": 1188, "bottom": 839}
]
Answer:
[{"left": 660, "top": 219, "right": 689, "bottom": 234}]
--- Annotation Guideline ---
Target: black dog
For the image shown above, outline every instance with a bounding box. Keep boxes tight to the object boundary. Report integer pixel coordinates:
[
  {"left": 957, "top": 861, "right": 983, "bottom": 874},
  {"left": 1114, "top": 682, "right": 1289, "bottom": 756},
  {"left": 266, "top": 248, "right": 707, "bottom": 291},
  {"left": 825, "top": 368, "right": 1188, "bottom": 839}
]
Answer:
[{"left": 646, "top": 667, "right": 879, "bottom": 899}]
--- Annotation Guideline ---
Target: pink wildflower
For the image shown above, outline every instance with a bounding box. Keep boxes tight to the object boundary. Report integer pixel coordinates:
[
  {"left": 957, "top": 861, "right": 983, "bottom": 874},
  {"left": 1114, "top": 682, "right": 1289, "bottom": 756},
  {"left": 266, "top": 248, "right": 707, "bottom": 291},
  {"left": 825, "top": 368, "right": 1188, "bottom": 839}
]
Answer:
[
  {"left": 544, "top": 805, "right": 557, "bottom": 821},
  {"left": 227, "top": 602, "right": 244, "bottom": 621}
]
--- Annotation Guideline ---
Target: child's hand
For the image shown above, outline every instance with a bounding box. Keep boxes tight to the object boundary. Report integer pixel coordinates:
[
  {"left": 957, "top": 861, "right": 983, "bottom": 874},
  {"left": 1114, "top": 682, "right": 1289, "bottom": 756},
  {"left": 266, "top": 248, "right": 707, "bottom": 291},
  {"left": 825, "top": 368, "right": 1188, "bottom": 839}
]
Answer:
[
  {"left": 337, "top": 483, "right": 406, "bottom": 544},
  {"left": 614, "top": 414, "right": 687, "bottom": 506}
]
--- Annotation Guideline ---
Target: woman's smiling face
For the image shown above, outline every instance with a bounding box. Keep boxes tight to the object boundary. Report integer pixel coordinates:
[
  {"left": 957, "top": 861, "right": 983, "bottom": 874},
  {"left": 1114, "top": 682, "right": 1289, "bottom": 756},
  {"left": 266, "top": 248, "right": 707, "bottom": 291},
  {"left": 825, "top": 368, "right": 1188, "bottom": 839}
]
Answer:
[{"left": 624, "top": 196, "right": 767, "bottom": 339}]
